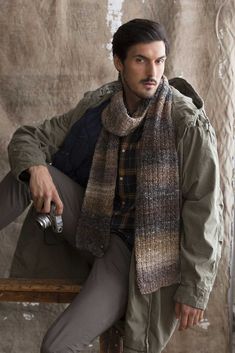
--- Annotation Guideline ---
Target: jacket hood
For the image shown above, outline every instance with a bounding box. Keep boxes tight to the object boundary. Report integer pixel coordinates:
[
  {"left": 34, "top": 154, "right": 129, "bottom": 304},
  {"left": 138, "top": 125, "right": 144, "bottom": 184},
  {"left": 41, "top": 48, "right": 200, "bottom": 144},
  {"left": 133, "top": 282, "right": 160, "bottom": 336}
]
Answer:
[{"left": 169, "top": 77, "right": 203, "bottom": 109}]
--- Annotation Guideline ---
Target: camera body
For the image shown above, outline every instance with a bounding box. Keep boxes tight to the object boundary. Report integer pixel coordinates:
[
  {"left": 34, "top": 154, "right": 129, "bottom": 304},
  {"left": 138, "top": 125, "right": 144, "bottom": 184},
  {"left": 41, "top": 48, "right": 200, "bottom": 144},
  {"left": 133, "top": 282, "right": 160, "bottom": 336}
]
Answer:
[{"left": 35, "top": 203, "right": 63, "bottom": 233}]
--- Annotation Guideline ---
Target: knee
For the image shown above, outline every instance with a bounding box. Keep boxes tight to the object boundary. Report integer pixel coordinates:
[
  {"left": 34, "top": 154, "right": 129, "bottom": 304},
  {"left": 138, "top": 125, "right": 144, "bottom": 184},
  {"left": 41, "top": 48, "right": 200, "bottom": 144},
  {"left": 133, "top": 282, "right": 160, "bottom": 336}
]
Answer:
[
  {"left": 40, "top": 333, "right": 57, "bottom": 353},
  {"left": 41, "top": 337, "right": 81, "bottom": 353},
  {"left": 40, "top": 338, "right": 52, "bottom": 353},
  {"left": 40, "top": 329, "right": 78, "bottom": 353}
]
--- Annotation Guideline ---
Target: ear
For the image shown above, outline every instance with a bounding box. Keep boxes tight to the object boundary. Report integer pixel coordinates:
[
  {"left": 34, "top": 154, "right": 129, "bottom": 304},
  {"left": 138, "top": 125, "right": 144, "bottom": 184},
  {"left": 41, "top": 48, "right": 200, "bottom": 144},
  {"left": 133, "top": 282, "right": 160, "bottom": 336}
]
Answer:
[{"left": 113, "top": 55, "right": 123, "bottom": 72}]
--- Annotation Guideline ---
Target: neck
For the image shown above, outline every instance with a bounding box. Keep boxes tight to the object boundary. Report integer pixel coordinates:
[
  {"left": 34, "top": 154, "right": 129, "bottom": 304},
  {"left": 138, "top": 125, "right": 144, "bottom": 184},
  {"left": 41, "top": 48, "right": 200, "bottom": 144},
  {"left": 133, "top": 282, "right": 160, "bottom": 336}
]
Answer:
[
  {"left": 121, "top": 78, "right": 141, "bottom": 116},
  {"left": 123, "top": 94, "right": 140, "bottom": 116}
]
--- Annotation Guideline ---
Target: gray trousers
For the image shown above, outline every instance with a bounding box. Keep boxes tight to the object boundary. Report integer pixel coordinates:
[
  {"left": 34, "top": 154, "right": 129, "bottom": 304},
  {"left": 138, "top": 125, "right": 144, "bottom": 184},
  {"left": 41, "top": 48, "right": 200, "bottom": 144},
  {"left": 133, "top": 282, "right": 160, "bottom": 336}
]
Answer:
[{"left": 0, "top": 167, "right": 131, "bottom": 353}]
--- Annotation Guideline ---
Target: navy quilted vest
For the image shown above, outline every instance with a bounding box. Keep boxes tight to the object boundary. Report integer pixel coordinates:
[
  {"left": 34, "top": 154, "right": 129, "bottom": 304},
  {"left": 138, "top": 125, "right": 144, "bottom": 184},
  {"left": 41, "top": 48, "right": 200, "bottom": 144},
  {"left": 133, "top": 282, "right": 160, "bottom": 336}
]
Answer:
[{"left": 52, "top": 99, "right": 110, "bottom": 187}]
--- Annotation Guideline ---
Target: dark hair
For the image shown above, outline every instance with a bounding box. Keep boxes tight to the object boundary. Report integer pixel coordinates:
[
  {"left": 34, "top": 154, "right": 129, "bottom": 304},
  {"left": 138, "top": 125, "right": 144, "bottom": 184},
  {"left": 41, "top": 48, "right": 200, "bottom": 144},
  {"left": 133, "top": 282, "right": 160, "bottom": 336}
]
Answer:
[{"left": 112, "top": 19, "right": 169, "bottom": 62}]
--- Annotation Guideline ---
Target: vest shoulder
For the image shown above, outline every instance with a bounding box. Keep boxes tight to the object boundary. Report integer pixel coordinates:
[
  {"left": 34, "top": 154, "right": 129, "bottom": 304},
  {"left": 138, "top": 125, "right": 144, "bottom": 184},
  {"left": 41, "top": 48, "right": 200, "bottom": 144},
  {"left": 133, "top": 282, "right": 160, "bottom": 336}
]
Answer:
[
  {"left": 83, "top": 80, "right": 121, "bottom": 103},
  {"left": 70, "top": 81, "right": 120, "bottom": 126}
]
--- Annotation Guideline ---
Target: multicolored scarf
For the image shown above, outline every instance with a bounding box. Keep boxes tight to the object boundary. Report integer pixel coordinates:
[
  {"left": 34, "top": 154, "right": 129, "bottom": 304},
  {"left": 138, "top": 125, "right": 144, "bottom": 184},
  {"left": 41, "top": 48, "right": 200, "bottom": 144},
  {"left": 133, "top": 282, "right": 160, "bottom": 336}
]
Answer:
[{"left": 77, "top": 76, "right": 180, "bottom": 294}]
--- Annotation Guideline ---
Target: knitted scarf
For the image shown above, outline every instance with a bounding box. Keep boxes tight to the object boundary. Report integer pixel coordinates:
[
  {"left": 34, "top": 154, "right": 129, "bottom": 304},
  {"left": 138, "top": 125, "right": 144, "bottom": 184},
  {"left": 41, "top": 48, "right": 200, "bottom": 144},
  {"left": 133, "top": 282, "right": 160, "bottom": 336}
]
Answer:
[{"left": 77, "top": 76, "right": 180, "bottom": 294}]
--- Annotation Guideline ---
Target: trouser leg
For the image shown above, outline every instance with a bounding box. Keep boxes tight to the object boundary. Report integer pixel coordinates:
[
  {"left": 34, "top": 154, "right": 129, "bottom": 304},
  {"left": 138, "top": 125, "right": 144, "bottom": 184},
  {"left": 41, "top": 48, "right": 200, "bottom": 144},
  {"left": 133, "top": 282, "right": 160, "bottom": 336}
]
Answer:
[
  {"left": 41, "top": 234, "right": 131, "bottom": 353},
  {"left": 9, "top": 166, "right": 92, "bottom": 279},
  {"left": 0, "top": 166, "right": 85, "bottom": 247},
  {"left": 0, "top": 171, "right": 31, "bottom": 230}
]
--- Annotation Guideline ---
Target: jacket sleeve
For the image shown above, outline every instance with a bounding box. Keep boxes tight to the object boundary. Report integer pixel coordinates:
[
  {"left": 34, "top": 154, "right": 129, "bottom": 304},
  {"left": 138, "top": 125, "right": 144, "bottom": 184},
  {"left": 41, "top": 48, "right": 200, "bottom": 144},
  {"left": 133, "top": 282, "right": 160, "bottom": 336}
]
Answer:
[
  {"left": 173, "top": 113, "right": 224, "bottom": 310},
  {"left": 7, "top": 80, "right": 120, "bottom": 181},
  {"left": 7, "top": 97, "right": 90, "bottom": 181}
]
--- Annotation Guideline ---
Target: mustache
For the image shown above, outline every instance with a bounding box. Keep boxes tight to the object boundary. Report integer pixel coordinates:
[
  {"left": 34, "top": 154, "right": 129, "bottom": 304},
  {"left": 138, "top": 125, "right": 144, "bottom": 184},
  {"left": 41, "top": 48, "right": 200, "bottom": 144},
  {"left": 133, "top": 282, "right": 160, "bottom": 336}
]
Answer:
[{"left": 140, "top": 78, "right": 158, "bottom": 85}]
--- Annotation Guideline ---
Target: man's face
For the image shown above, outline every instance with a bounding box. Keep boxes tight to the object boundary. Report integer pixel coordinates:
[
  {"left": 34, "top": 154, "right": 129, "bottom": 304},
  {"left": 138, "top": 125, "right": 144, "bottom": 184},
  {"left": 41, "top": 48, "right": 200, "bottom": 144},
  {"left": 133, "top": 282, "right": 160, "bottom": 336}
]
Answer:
[{"left": 114, "top": 41, "right": 166, "bottom": 109}]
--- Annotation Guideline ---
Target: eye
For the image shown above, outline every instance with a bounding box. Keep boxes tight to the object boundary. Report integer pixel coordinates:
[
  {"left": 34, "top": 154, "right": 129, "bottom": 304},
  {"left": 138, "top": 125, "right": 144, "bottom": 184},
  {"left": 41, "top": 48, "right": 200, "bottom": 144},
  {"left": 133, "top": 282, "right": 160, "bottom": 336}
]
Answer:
[
  {"left": 135, "top": 57, "right": 145, "bottom": 63},
  {"left": 156, "top": 57, "right": 166, "bottom": 64}
]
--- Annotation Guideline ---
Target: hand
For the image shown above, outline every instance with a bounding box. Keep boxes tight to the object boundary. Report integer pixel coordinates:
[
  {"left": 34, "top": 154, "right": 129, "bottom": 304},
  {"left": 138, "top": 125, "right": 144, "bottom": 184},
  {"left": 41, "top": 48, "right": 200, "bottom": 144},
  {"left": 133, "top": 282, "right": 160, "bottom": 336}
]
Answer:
[
  {"left": 28, "top": 165, "right": 63, "bottom": 215},
  {"left": 175, "top": 302, "right": 204, "bottom": 331}
]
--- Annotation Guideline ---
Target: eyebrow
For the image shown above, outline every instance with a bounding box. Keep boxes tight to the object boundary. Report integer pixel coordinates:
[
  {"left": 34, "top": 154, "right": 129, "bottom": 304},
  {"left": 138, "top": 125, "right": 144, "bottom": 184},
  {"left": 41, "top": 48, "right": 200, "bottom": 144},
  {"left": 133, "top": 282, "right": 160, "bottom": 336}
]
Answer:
[{"left": 133, "top": 54, "right": 167, "bottom": 60}]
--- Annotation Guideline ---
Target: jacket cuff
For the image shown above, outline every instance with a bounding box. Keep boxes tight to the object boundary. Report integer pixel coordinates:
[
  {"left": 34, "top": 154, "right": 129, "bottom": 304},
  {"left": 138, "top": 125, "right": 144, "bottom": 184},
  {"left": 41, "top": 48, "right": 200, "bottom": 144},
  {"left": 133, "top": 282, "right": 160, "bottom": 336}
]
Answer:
[
  {"left": 173, "top": 284, "right": 210, "bottom": 310},
  {"left": 11, "top": 161, "right": 48, "bottom": 182}
]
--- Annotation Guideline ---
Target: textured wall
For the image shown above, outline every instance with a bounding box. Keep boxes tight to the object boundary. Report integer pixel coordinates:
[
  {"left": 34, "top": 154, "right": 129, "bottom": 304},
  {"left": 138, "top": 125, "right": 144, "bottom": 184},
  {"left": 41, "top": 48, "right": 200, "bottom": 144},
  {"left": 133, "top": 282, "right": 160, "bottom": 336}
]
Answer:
[{"left": 0, "top": 1, "right": 234, "bottom": 352}]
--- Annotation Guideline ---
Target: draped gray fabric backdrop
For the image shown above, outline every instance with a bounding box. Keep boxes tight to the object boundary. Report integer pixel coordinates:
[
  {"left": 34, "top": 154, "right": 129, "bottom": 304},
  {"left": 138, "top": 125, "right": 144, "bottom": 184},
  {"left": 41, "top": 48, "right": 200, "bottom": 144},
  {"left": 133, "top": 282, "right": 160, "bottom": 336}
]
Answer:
[{"left": 0, "top": 1, "right": 234, "bottom": 352}]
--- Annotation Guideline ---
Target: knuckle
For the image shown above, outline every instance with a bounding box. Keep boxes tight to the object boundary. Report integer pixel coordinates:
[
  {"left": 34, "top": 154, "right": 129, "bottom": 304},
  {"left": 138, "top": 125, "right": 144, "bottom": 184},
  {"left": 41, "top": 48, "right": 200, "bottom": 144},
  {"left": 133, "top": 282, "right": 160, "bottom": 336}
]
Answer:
[
  {"left": 189, "top": 311, "right": 195, "bottom": 317},
  {"left": 182, "top": 308, "right": 189, "bottom": 315},
  {"left": 44, "top": 191, "right": 52, "bottom": 198}
]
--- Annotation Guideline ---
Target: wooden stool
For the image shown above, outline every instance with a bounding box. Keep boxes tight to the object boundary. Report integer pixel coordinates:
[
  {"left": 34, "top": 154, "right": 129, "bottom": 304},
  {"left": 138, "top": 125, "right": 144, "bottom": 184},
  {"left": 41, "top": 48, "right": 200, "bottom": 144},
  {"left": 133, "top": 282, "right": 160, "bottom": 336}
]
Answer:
[{"left": 0, "top": 278, "right": 123, "bottom": 353}]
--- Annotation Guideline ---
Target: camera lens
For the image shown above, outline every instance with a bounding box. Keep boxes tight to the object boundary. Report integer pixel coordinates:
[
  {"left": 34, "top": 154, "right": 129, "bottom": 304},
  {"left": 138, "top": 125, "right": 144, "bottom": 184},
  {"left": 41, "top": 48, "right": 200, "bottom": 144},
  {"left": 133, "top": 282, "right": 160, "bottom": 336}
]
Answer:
[{"left": 36, "top": 215, "right": 52, "bottom": 230}]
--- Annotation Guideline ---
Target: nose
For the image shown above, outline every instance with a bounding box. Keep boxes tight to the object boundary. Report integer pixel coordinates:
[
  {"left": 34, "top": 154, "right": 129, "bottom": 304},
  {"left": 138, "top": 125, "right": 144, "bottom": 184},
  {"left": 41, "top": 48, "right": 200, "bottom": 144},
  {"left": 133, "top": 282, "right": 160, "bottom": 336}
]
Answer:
[{"left": 146, "top": 62, "right": 157, "bottom": 78}]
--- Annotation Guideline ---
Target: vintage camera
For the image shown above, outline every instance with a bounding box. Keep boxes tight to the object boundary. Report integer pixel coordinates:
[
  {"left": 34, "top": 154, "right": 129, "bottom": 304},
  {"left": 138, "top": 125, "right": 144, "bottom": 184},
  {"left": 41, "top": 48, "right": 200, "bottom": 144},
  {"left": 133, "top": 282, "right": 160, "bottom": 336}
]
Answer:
[{"left": 35, "top": 203, "right": 63, "bottom": 234}]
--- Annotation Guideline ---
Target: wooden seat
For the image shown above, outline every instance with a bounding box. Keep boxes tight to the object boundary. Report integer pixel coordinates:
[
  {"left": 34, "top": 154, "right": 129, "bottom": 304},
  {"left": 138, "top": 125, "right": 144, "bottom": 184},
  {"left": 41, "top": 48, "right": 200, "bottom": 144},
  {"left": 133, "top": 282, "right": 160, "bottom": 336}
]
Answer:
[{"left": 0, "top": 278, "right": 123, "bottom": 353}]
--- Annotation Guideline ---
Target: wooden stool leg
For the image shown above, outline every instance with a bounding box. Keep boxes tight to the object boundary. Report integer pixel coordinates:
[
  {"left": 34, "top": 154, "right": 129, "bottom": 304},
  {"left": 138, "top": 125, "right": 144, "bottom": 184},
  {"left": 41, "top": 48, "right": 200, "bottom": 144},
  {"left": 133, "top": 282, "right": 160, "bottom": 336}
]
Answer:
[{"left": 99, "top": 327, "right": 123, "bottom": 353}]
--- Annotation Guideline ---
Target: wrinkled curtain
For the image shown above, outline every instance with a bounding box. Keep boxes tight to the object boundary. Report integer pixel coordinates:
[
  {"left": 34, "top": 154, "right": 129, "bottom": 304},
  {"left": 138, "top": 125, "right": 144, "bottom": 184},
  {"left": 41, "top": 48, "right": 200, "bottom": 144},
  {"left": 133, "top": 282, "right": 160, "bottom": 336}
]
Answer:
[{"left": 0, "top": 1, "right": 234, "bottom": 352}]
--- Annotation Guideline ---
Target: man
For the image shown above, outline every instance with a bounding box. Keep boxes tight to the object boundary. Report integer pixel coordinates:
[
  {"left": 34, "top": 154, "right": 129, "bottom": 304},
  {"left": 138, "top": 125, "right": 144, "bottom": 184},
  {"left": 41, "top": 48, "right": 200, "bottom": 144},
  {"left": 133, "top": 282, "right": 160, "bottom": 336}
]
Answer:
[{"left": 0, "top": 19, "right": 223, "bottom": 353}]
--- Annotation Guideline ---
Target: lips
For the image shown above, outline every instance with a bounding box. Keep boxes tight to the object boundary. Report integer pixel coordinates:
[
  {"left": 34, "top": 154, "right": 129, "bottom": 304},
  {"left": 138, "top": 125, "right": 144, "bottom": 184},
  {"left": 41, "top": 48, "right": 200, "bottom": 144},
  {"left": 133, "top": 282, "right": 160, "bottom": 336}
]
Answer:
[{"left": 143, "top": 81, "right": 156, "bottom": 88}]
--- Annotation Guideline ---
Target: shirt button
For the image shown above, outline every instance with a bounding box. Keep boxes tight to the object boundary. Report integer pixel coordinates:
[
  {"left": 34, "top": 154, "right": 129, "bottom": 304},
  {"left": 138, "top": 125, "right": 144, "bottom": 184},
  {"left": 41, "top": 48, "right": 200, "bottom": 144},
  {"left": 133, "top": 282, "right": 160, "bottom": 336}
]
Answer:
[
  {"left": 100, "top": 244, "right": 104, "bottom": 249},
  {"left": 122, "top": 201, "right": 125, "bottom": 206},
  {"left": 121, "top": 149, "right": 126, "bottom": 153},
  {"left": 119, "top": 177, "right": 123, "bottom": 181}
]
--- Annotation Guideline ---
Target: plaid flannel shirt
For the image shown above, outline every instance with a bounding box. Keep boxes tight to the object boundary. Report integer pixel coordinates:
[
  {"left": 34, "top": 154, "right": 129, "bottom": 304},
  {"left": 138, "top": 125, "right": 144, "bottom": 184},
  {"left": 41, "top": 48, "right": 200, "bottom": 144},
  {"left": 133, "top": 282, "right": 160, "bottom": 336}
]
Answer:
[{"left": 111, "top": 122, "right": 144, "bottom": 250}]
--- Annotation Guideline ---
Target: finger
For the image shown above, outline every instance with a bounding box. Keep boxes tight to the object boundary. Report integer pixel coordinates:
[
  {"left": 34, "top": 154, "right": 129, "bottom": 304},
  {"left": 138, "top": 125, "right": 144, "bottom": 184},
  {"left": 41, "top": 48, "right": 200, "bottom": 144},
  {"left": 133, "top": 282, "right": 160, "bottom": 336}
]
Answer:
[
  {"left": 175, "top": 303, "right": 181, "bottom": 319},
  {"left": 179, "top": 311, "right": 189, "bottom": 331},
  {"left": 34, "top": 197, "right": 44, "bottom": 212},
  {"left": 187, "top": 311, "right": 195, "bottom": 328},
  {"left": 42, "top": 197, "right": 52, "bottom": 214},
  {"left": 193, "top": 311, "right": 201, "bottom": 326},
  {"left": 199, "top": 310, "right": 204, "bottom": 322},
  {"left": 53, "top": 194, "right": 64, "bottom": 215}
]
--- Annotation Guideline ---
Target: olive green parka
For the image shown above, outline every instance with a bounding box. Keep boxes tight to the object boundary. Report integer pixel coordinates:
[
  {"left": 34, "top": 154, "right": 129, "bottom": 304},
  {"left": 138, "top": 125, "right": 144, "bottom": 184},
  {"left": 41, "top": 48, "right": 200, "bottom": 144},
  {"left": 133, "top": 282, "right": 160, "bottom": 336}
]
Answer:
[{"left": 8, "top": 78, "right": 223, "bottom": 353}]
